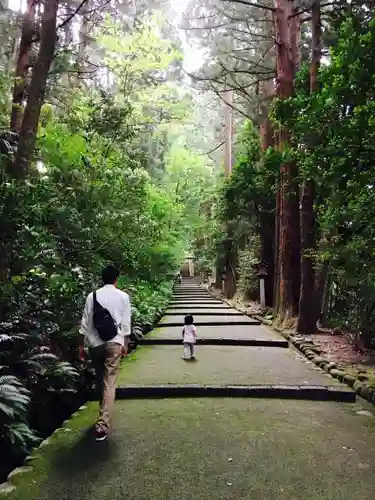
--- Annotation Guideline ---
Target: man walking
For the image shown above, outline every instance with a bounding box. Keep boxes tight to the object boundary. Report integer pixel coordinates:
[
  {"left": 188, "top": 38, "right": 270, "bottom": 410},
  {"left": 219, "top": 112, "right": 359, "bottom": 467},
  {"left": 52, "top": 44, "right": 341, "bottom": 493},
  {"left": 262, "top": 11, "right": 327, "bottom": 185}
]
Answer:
[{"left": 79, "top": 265, "right": 131, "bottom": 441}]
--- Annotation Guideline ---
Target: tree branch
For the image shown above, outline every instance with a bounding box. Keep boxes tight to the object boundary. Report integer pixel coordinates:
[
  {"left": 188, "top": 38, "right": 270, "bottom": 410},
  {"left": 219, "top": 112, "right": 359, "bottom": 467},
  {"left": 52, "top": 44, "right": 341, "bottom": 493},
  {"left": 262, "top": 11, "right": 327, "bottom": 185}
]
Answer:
[
  {"left": 208, "top": 81, "right": 252, "bottom": 119},
  {"left": 198, "top": 142, "right": 225, "bottom": 156},
  {"left": 58, "top": 0, "right": 89, "bottom": 30},
  {"left": 289, "top": 0, "right": 341, "bottom": 18},
  {"left": 223, "top": 0, "right": 275, "bottom": 11}
]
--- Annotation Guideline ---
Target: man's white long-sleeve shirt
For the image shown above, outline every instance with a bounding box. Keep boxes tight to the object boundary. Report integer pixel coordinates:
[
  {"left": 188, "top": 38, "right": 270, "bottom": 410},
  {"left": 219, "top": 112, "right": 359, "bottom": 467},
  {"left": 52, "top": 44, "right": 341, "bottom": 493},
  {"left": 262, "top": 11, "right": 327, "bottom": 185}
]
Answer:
[{"left": 80, "top": 284, "right": 131, "bottom": 348}]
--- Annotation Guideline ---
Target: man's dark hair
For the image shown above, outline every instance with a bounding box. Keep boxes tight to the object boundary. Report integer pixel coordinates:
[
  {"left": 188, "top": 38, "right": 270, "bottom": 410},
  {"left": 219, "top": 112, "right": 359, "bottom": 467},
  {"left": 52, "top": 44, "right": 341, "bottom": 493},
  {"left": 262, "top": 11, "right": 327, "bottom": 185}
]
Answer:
[
  {"left": 102, "top": 265, "right": 120, "bottom": 285},
  {"left": 184, "top": 314, "right": 194, "bottom": 325}
]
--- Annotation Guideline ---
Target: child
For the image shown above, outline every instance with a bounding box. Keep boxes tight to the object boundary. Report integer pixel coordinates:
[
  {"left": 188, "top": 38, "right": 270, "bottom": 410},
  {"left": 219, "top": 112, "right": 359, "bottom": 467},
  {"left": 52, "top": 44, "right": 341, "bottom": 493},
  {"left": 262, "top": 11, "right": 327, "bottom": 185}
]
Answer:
[{"left": 182, "top": 314, "right": 197, "bottom": 360}]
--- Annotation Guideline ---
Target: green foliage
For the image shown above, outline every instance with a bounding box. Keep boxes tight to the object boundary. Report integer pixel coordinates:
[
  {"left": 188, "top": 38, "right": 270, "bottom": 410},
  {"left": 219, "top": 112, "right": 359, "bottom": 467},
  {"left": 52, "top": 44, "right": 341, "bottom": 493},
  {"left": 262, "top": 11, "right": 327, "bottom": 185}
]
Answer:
[
  {"left": 0, "top": 374, "right": 39, "bottom": 453},
  {"left": 0, "top": 12, "right": 214, "bottom": 476},
  {"left": 220, "top": 120, "right": 278, "bottom": 224},
  {"left": 201, "top": 120, "right": 278, "bottom": 278},
  {"left": 276, "top": 9, "right": 375, "bottom": 341},
  {"left": 236, "top": 236, "right": 261, "bottom": 299}
]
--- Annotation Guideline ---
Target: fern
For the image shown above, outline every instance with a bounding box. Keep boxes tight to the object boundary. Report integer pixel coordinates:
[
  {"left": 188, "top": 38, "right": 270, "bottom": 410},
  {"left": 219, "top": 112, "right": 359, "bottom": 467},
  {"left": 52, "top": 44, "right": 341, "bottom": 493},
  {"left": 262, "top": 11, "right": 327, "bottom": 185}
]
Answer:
[
  {"left": 46, "top": 361, "right": 78, "bottom": 379},
  {"left": 5, "top": 422, "right": 40, "bottom": 452},
  {"left": 0, "top": 333, "right": 27, "bottom": 344},
  {"left": 29, "top": 353, "right": 58, "bottom": 363},
  {"left": 0, "top": 376, "right": 31, "bottom": 416}
]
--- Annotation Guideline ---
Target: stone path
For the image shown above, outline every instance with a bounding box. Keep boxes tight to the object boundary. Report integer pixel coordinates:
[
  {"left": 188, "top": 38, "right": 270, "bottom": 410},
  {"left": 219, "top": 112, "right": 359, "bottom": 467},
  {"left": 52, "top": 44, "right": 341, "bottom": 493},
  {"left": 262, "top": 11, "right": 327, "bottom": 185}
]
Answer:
[{"left": 5, "top": 278, "right": 375, "bottom": 500}]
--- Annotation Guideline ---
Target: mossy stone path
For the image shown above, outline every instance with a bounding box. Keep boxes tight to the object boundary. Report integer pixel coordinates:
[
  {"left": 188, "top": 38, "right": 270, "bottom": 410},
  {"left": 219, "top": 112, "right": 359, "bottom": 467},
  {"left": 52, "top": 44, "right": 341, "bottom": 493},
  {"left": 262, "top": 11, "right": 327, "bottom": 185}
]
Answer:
[{"left": 3, "top": 279, "right": 375, "bottom": 500}]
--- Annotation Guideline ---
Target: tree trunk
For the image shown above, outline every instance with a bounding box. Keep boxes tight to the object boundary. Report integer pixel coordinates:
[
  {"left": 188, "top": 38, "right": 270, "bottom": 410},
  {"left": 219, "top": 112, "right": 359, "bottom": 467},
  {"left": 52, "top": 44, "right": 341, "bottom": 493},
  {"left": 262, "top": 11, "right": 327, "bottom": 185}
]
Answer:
[
  {"left": 315, "top": 260, "right": 329, "bottom": 324},
  {"left": 259, "top": 211, "right": 275, "bottom": 306},
  {"left": 297, "top": 0, "right": 321, "bottom": 334},
  {"left": 273, "top": 178, "right": 281, "bottom": 313},
  {"left": 223, "top": 232, "right": 236, "bottom": 299},
  {"left": 273, "top": 0, "right": 300, "bottom": 318},
  {"left": 297, "top": 179, "right": 316, "bottom": 332},
  {"left": 10, "top": 0, "right": 37, "bottom": 133},
  {"left": 259, "top": 80, "right": 275, "bottom": 307},
  {"left": 13, "top": 0, "right": 59, "bottom": 178},
  {"left": 214, "top": 265, "right": 222, "bottom": 288}
]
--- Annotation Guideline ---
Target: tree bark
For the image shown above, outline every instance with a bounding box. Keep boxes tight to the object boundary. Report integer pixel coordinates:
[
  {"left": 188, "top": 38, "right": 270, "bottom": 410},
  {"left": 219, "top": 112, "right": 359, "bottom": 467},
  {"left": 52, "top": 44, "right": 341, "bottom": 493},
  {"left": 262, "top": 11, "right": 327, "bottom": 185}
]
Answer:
[
  {"left": 259, "top": 79, "right": 275, "bottom": 307},
  {"left": 223, "top": 230, "right": 236, "bottom": 299},
  {"left": 273, "top": 178, "right": 281, "bottom": 313},
  {"left": 10, "top": 0, "right": 37, "bottom": 133},
  {"left": 273, "top": 0, "right": 300, "bottom": 318},
  {"left": 259, "top": 211, "right": 275, "bottom": 306},
  {"left": 214, "top": 259, "right": 223, "bottom": 289},
  {"left": 297, "top": 0, "right": 321, "bottom": 334},
  {"left": 315, "top": 260, "right": 329, "bottom": 325},
  {"left": 13, "top": 0, "right": 59, "bottom": 178}
]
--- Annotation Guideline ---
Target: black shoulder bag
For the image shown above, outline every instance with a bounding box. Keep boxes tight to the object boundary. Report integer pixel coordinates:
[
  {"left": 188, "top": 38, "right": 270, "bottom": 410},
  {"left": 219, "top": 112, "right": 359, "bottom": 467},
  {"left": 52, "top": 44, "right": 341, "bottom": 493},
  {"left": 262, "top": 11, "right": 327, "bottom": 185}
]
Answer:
[{"left": 92, "top": 291, "right": 118, "bottom": 342}]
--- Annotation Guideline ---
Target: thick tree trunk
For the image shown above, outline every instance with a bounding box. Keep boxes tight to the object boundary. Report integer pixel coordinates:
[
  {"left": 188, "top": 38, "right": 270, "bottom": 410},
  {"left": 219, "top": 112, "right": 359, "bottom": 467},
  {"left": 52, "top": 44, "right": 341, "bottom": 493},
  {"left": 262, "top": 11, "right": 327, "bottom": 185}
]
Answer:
[
  {"left": 10, "top": 0, "right": 37, "bottom": 133},
  {"left": 297, "top": 0, "right": 321, "bottom": 334},
  {"left": 13, "top": 0, "right": 59, "bottom": 178},
  {"left": 214, "top": 264, "right": 222, "bottom": 289},
  {"left": 273, "top": 179, "right": 281, "bottom": 313},
  {"left": 297, "top": 179, "right": 316, "bottom": 332},
  {"left": 259, "top": 212, "right": 275, "bottom": 306},
  {"left": 273, "top": 0, "right": 300, "bottom": 318},
  {"left": 259, "top": 79, "right": 275, "bottom": 307}
]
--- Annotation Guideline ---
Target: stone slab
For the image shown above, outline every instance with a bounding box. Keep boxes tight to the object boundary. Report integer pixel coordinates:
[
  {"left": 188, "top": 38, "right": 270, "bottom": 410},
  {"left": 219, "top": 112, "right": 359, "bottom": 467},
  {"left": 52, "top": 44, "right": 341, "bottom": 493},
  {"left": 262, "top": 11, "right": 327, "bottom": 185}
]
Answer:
[
  {"left": 150, "top": 324, "right": 278, "bottom": 340},
  {"left": 164, "top": 309, "right": 243, "bottom": 315},
  {"left": 158, "top": 315, "right": 259, "bottom": 326},
  {"left": 117, "top": 345, "right": 347, "bottom": 389},
  {"left": 141, "top": 338, "right": 289, "bottom": 348},
  {"left": 166, "top": 304, "right": 231, "bottom": 310},
  {"left": 11, "top": 399, "right": 375, "bottom": 500}
]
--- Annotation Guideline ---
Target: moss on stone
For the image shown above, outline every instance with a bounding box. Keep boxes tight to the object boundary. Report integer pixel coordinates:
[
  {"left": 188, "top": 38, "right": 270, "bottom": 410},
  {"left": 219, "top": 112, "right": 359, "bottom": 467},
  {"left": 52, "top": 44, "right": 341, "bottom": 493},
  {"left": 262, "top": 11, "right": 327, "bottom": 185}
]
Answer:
[
  {"left": 353, "top": 380, "right": 364, "bottom": 394},
  {"left": 324, "top": 362, "right": 337, "bottom": 372},
  {"left": 312, "top": 357, "right": 326, "bottom": 366},
  {"left": 360, "top": 385, "right": 371, "bottom": 400},
  {"left": 343, "top": 375, "right": 356, "bottom": 387},
  {"left": 329, "top": 369, "right": 345, "bottom": 380}
]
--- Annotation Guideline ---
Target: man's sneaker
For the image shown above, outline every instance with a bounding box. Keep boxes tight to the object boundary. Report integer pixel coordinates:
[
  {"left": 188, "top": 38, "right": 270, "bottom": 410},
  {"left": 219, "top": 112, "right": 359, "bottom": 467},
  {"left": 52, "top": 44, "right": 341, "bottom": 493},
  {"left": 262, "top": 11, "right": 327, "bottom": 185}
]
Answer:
[{"left": 95, "top": 425, "right": 108, "bottom": 441}]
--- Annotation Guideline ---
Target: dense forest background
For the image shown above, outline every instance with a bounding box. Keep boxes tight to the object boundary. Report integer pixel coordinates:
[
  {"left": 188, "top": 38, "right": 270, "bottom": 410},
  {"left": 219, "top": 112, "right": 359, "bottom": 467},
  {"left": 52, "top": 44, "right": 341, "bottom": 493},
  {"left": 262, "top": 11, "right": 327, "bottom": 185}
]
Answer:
[
  {"left": 186, "top": 0, "right": 375, "bottom": 344},
  {"left": 0, "top": 0, "right": 221, "bottom": 477},
  {"left": 0, "top": 0, "right": 374, "bottom": 480}
]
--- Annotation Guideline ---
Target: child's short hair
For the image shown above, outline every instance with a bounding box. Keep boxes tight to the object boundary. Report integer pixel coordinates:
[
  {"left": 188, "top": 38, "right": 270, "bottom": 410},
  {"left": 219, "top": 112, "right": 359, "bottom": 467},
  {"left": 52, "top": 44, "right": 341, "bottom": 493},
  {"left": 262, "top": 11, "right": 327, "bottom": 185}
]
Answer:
[{"left": 184, "top": 314, "right": 194, "bottom": 325}]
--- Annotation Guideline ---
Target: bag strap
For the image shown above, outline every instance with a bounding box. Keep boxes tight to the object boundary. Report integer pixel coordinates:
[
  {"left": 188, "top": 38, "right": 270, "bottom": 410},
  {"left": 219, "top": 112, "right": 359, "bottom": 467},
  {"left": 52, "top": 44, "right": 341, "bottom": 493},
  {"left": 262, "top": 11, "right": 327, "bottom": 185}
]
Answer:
[{"left": 93, "top": 291, "right": 99, "bottom": 310}]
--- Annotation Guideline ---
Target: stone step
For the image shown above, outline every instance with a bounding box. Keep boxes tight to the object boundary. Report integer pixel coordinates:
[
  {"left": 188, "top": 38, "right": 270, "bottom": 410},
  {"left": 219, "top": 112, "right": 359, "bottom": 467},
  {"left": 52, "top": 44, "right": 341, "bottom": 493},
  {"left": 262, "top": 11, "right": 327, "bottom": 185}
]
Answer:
[
  {"left": 166, "top": 304, "right": 231, "bottom": 309},
  {"left": 169, "top": 300, "right": 223, "bottom": 304},
  {"left": 157, "top": 315, "right": 260, "bottom": 327},
  {"left": 141, "top": 338, "right": 288, "bottom": 348},
  {"left": 117, "top": 345, "right": 351, "bottom": 396},
  {"left": 115, "top": 384, "right": 355, "bottom": 403},
  {"left": 164, "top": 310, "right": 243, "bottom": 316},
  {"left": 151, "top": 324, "right": 277, "bottom": 341}
]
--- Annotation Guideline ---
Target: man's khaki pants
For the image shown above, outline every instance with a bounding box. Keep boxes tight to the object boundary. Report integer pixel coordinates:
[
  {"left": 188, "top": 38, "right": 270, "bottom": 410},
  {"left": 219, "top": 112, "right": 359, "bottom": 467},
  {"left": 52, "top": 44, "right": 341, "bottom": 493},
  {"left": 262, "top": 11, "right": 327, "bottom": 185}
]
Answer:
[{"left": 90, "top": 341, "right": 124, "bottom": 431}]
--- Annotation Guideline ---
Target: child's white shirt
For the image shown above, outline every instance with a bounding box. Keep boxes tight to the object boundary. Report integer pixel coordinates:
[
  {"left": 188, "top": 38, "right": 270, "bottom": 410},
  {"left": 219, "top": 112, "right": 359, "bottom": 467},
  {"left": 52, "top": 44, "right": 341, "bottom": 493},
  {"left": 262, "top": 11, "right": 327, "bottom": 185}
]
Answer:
[{"left": 182, "top": 324, "right": 197, "bottom": 343}]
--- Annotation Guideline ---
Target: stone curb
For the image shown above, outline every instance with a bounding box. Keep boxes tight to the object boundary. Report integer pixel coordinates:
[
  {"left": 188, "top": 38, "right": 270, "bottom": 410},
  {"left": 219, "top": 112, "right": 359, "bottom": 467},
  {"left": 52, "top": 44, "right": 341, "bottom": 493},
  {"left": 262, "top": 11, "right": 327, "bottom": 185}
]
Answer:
[
  {"left": 252, "top": 315, "right": 375, "bottom": 405},
  {"left": 141, "top": 338, "right": 289, "bottom": 347},
  {"left": 115, "top": 384, "right": 355, "bottom": 402},
  {"left": 0, "top": 403, "right": 89, "bottom": 496}
]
